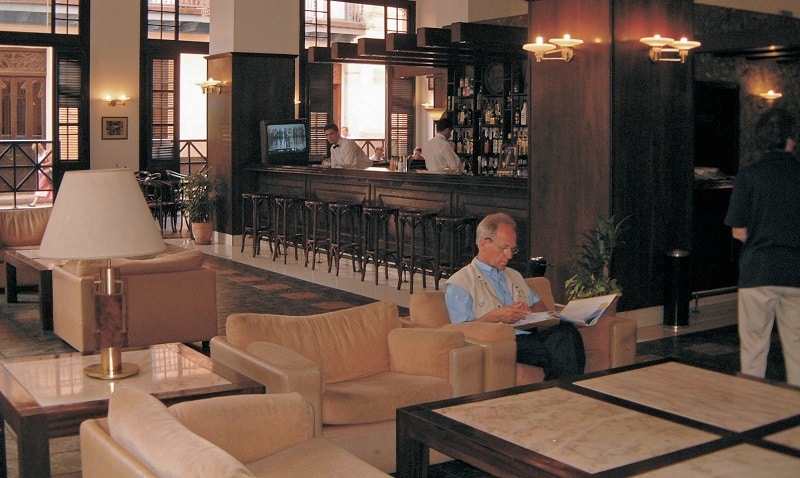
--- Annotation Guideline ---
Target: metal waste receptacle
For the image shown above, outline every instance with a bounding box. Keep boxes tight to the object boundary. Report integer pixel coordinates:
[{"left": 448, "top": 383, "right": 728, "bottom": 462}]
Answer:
[
  {"left": 528, "top": 257, "right": 549, "bottom": 277},
  {"left": 664, "top": 249, "right": 691, "bottom": 328}
]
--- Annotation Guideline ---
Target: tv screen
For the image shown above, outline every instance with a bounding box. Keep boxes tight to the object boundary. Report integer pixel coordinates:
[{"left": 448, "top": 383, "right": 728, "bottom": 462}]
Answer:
[{"left": 260, "top": 119, "right": 309, "bottom": 165}]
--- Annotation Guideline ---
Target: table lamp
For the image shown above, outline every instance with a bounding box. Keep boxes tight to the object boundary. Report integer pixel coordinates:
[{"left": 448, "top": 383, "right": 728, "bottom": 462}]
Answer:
[{"left": 38, "top": 169, "right": 166, "bottom": 379}]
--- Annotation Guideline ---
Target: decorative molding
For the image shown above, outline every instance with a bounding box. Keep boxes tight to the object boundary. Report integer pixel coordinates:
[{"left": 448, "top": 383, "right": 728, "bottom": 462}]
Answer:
[{"left": 0, "top": 48, "right": 47, "bottom": 76}]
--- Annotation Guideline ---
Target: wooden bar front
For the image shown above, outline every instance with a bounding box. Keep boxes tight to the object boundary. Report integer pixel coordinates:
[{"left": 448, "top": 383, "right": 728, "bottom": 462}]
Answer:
[{"left": 248, "top": 166, "right": 532, "bottom": 271}]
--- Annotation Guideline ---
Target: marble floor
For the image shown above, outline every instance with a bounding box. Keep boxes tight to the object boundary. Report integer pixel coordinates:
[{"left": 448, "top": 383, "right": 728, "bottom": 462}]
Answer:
[{"left": 0, "top": 231, "right": 749, "bottom": 478}]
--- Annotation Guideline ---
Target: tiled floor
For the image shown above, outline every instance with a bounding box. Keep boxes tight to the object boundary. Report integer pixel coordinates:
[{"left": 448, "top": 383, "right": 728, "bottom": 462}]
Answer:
[{"left": 0, "top": 231, "right": 764, "bottom": 478}]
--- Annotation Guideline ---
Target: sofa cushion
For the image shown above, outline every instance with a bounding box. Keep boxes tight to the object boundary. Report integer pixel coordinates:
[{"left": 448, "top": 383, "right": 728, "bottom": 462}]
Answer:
[
  {"left": 107, "top": 387, "right": 251, "bottom": 478},
  {"left": 226, "top": 301, "right": 401, "bottom": 384},
  {"left": 63, "top": 249, "right": 205, "bottom": 278},
  {"left": 0, "top": 207, "right": 51, "bottom": 247},
  {"left": 323, "top": 371, "right": 452, "bottom": 424}
]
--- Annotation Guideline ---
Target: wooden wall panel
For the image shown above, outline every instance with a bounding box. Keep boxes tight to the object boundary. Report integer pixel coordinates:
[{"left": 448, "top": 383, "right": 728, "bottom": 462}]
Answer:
[{"left": 528, "top": 0, "right": 694, "bottom": 309}]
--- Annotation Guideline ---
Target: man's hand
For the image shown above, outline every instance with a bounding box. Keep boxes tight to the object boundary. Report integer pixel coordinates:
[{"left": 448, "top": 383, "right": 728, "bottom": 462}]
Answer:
[{"left": 481, "top": 302, "right": 530, "bottom": 324}]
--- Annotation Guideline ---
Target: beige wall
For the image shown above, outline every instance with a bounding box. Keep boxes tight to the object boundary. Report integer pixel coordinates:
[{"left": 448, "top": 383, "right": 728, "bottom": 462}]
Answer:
[
  {"left": 210, "top": 0, "right": 299, "bottom": 56},
  {"left": 90, "top": 0, "right": 140, "bottom": 170}
]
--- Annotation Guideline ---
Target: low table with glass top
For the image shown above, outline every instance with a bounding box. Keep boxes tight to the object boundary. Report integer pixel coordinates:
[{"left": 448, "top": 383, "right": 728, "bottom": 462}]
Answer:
[
  {"left": 0, "top": 343, "right": 265, "bottom": 478},
  {"left": 397, "top": 359, "right": 800, "bottom": 477}
]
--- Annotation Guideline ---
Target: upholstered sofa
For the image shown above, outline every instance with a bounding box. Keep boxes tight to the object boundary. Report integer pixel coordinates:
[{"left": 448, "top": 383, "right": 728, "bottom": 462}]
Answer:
[
  {"left": 80, "top": 387, "right": 389, "bottom": 477},
  {"left": 0, "top": 206, "right": 51, "bottom": 290},
  {"left": 52, "top": 248, "right": 217, "bottom": 352},
  {"left": 403, "top": 277, "right": 638, "bottom": 390},
  {"left": 210, "top": 300, "right": 483, "bottom": 472}
]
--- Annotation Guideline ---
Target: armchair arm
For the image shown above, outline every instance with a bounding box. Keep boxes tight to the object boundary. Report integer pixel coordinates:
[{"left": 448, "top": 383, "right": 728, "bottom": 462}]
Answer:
[
  {"left": 578, "top": 313, "right": 638, "bottom": 372},
  {"left": 388, "top": 328, "right": 482, "bottom": 396},
  {"left": 169, "top": 393, "right": 315, "bottom": 464},
  {"left": 210, "top": 336, "right": 324, "bottom": 435},
  {"left": 80, "top": 419, "right": 156, "bottom": 478},
  {"left": 609, "top": 316, "right": 638, "bottom": 367},
  {"left": 443, "top": 322, "right": 517, "bottom": 391}
]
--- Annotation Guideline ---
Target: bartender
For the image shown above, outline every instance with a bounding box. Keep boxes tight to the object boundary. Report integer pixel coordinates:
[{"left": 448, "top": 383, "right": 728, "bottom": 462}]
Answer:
[
  {"left": 424, "top": 116, "right": 461, "bottom": 173},
  {"left": 324, "top": 123, "right": 370, "bottom": 169}
]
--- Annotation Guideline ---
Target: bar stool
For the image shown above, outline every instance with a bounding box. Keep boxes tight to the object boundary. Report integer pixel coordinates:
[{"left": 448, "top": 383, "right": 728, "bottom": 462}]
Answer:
[
  {"left": 303, "top": 199, "right": 329, "bottom": 269},
  {"left": 240, "top": 193, "right": 273, "bottom": 257},
  {"left": 272, "top": 195, "right": 305, "bottom": 263},
  {"left": 326, "top": 201, "right": 363, "bottom": 276},
  {"left": 361, "top": 204, "right": 399, "bottom": 285},
  {"left": 396, "top": 209, "right": 437, "bottom": 293},
  {"left": 433, "top": 215, "right": 477, "bottom": 289}
]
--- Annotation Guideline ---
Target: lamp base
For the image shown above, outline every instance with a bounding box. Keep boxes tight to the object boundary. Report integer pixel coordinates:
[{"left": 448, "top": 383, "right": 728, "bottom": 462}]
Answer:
[{"left": 84, "top": 346, "right": 140, "bottom": 380}]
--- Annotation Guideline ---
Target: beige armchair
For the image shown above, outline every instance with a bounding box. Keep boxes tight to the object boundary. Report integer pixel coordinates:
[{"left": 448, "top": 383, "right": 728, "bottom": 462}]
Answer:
[
  {"left": 210, "top": 300, "right": 483, "bottom": 472},
  {"left": 80, "top": 387, "right": 389, "bottom": 477},
  {"left": 404, "top": 277, "right": 638, "bottom": 391},
  {"left": 53, "top": 249, "right": 217, "bottom": 352}
]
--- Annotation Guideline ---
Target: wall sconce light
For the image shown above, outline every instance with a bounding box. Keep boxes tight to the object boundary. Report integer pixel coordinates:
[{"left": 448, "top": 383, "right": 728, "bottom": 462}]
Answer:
[
  {"left": 197, "top": 78, "right": 222, "bottom": 94},
  {"left": 523, "top": 35, "right": 583, "bottom": 62},
  {"left": 104, "top": 95, "right": 131, "bottom": 107},
  {"left": 640, "top": 35, "right": 701, "bottom": 63},
  {"left": 758, "top": 90, "right": 783, "bottom": 101},
  {"left": 421, "top": 104, "right": 446, "bottom": 123}
]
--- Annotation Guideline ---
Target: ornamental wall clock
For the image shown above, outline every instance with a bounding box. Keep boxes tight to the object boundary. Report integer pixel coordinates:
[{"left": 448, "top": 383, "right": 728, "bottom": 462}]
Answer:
[{"left": 482, "top": 62, "right": 504, "bottom": 95}]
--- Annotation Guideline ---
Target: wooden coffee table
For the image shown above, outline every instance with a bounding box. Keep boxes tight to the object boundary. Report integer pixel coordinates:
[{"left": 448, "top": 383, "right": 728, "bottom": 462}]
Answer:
[
  {"left": 397, "top": 359, "right": 800, "bottom": 477},
  {"left": 3, "top": 249, "right": 54, "bottom": 330},
  {"left": 0, "top": 343, "right": 265, "bottom": 478}
]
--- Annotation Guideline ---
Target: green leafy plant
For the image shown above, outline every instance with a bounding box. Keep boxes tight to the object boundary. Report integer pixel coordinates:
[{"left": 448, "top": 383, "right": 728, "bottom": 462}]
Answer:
[
  {"left": 564, "top": 215, "right": 628, "bottom": 300},
  {"left": 180, "top": 167, "right": 216, "bottom": 223}
]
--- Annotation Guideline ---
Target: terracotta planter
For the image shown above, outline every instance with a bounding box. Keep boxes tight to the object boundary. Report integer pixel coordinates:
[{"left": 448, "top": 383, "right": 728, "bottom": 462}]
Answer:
[{"left": 191, "top": 221, "right": 213, "bottom": 245}]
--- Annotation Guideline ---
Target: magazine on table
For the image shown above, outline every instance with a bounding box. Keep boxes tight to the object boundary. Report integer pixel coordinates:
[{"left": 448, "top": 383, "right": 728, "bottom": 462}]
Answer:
[{"left": 514, "top": 294, "right": 618, "bottom": 329}]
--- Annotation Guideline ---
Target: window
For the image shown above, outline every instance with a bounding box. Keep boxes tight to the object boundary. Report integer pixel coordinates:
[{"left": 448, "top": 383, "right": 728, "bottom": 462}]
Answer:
[
  {"left": 303, "top": 1, "right": 415, "bottom": 158},
  {"left": 142, "top": 1, "right": 209, "bottom": 174},
  {"left": 0, "top": 0, "right": 81, "bottom": 35}
]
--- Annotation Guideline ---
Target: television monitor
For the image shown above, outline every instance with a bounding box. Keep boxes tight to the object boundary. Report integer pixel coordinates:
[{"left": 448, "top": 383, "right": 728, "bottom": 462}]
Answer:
[{"left": 260, "top": 119, "right": 309, "bottom": 166}]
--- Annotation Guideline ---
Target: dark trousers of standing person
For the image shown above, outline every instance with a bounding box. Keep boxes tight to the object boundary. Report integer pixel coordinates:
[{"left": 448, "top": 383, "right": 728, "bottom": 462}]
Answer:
[{"left": 515, "top": 322, "right": 586, "bottom": 380}]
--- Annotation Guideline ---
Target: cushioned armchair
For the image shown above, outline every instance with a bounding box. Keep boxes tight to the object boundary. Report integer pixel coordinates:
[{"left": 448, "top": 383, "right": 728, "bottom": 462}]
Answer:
[
  {"left": 53, "top": 249, "right": 217, "bottom": 352},
  {"left": 210, "top": 300, "right": 483, "bottom": 472},
  {"left": 80, "top": 387, "right": 389, "bottom": 477},
  {"left": 404, "top": 277, "right": 638, "bottom": 391}
]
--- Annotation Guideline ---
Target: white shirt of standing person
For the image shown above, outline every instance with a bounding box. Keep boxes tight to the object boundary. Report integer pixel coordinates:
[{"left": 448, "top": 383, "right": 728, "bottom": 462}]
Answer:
[
  {"left": 424, "top": 132, "right": 460, "bottom": 172},
  {"left": 331, "top": 137, "right": 371, "bottom": 169}
]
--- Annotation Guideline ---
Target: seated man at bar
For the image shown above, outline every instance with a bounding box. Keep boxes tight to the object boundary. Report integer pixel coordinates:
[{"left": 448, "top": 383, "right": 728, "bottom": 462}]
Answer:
[
  {"left": 408, "top": 146, "right": 427, "bottom": 170},
  {"left": 369, "top": 145, "right": 386, "bottom": 163},
  {"left": 424, "top": 117, "right": 461, "bottom": 173},
  {"left": 324, "top": 123, "right": 371, "bottom": 169},
  {"left": 445, "top": 212, "right": 586, "bottom": 380}
]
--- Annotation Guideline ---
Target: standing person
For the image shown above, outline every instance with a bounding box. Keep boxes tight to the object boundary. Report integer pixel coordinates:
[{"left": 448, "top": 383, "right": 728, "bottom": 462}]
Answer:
[
  {"left": 324, "top": 123, "right": 370, "bottom": 169},
  {"left": 725, "top": 107, "right": 800, "bottom": 386},
  {"left": 445, "top": 212, "right": 586, "bottom": 380},
  {"left": 29, "top": 144, "right": 53, "bottom": 207},
  {"left": 423, "top": 117, "right": 461, "bottom": 172}
]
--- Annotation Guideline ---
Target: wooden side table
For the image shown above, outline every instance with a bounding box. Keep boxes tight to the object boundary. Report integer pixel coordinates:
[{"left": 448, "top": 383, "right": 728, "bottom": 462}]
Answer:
[{"left": 3, "top": 249, "right": 54, "bottom": 330}]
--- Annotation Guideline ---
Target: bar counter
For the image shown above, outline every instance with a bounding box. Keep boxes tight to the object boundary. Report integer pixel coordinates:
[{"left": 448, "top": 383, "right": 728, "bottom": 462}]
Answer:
[{"left": 247, "top": 165, "right": 532, "bottom": 268}]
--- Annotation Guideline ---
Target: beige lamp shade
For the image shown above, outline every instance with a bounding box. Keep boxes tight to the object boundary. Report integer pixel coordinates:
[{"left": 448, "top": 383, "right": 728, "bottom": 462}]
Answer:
[{"left": 38, "top": 169, "right": 166, "bottom": 260}]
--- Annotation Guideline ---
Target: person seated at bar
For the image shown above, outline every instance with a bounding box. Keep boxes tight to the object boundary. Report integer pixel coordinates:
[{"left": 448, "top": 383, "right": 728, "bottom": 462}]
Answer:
[
  {"left": 445, "top": 212, "right": 586, "bottom": 380},
  {"left": 424, "top": 117, "right": 461, "bottom": 173},
  {"left": 408, "top": 146, "right": 427, "bottom": 170},
  {"left": 369, "top": 145, "right": 386, "bottom": 162},
  {"left": 324, "top": 123, "right": 370, "bottom": 169}
]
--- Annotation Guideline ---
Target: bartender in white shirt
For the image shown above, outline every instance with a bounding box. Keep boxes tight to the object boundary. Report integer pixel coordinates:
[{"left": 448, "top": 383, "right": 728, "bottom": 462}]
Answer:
[
  {"left": 423, "top": 116, "right": 461, "bottom": 172},
  {"left": 324, "top": 123, "right": 370, "bottom": 169}
]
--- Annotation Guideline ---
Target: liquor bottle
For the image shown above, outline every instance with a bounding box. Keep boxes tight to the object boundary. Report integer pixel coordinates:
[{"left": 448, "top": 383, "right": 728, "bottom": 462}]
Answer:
[
  {"left": 514, "top": 103, "right": 521, "bottom": 126},
  {"left": 520, "top": 100, "right": 528, "bottom": 126}
]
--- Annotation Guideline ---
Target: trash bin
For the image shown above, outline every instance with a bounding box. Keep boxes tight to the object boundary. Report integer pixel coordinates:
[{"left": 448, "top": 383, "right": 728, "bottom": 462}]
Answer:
[
  {"left": 528, "top": 257, "right": 549, "bottom": 277},
  {"left": 664, "top": 249, "right": 691, "bottom": 328}
]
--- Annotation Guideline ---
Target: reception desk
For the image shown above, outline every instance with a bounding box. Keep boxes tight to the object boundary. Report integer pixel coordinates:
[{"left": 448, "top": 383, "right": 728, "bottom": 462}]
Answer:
[{"left": 247, "top": 165, "right": 532, "bottom": 269}]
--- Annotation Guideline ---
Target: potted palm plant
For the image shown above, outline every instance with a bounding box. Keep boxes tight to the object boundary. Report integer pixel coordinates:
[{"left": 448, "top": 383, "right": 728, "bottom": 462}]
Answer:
[
  {"left": 564, "top": 215, "right": 627, "bottom": 306},
  {"left": 180, "top": 167, "right": 216, "bottom": 245}
]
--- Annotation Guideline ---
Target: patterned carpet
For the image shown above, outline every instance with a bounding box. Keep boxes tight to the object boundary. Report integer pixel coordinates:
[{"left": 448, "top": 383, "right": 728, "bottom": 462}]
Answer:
[{"left": 203, "top": 254, "right": 407, "bottom": 336}]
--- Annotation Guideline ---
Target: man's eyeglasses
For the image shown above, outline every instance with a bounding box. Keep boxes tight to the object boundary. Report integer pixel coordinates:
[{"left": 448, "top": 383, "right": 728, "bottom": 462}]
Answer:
[{"left": 485, "top": 237, "right": 520, "bottom": 256}]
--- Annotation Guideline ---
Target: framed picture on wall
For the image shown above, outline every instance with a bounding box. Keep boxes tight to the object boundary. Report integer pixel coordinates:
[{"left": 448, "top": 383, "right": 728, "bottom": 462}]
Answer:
[{"left": 101, "top": 116, "right": 128, "bottom": 140}]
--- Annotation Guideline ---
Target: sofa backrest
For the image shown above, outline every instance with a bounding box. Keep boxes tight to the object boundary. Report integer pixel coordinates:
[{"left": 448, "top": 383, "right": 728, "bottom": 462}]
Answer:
[
  {"left": 61, "top": 249, "right": 206, "bottom": 278},
  {"left": 107, "top": 387, "right": 252, "bottom": 478},
  {"left": 226, "top": 301, "right": 401, "bottom": 384},
  {"left": 409, "top": 277, "right": 556, "bottom": 325},
  {"left": 0, "top": 207, "right": 51, "bottom": 247}
]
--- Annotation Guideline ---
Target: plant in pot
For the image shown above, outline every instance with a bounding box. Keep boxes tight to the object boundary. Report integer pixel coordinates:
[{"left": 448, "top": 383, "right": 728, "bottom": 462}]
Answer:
[
  {"left": 564, "top": 215, "right": 628, "bottom": 310},
  {"left": 180, "top": 167, "right": 216, "bottom": 245}
]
